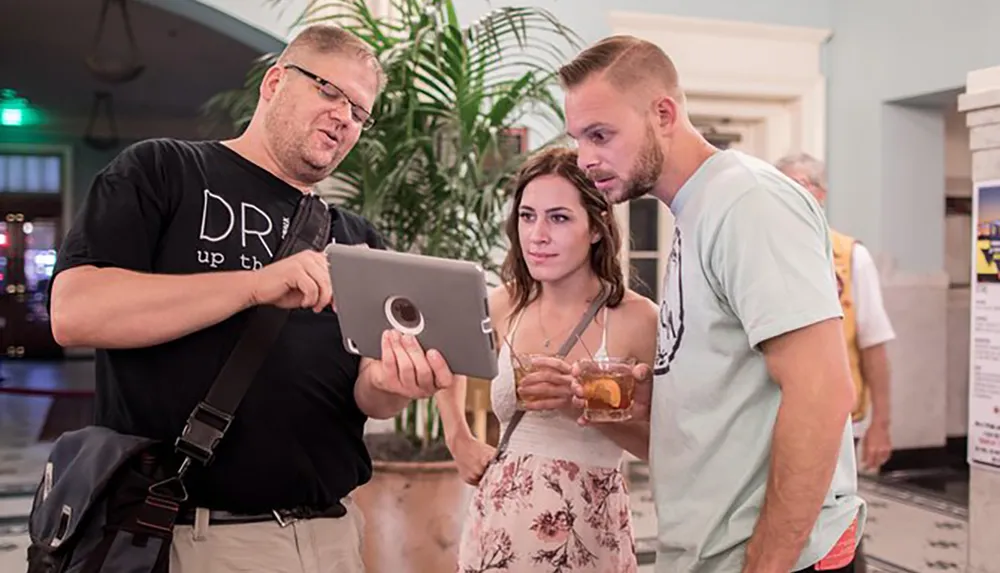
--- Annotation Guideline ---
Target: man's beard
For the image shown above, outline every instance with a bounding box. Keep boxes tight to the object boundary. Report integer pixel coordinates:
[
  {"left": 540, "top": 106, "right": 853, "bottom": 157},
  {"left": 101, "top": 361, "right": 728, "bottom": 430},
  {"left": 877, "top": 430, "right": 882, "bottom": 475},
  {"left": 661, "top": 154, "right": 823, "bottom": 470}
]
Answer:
[
  {"left": 263, "top": 105, "right": 340, "bottom": 185},
  {"left": 620, "top": 124, "right": 664, "bottom": 202}
]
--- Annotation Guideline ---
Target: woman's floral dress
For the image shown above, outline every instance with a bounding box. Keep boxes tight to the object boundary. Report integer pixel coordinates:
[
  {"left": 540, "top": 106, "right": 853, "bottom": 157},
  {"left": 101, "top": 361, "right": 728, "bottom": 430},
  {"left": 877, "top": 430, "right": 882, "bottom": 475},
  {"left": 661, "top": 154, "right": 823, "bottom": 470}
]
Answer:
[{"left": 456, "top": 312, "right": 637, "bottom": 573}]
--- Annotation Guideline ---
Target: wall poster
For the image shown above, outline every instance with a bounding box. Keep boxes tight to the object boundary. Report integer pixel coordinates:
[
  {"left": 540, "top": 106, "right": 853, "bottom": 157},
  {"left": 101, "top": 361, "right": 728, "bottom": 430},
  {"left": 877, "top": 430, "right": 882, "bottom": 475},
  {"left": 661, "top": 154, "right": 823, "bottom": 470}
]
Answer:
[{"left": 969, "top": 179, "right": 1000, "bottom": 470}]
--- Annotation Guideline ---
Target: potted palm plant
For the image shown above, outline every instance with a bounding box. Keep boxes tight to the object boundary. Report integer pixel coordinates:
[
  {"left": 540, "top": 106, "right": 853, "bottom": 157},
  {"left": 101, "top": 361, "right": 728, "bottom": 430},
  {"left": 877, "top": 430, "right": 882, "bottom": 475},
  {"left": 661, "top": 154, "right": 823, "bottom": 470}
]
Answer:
[{"left": 206, "top": 0, "right": 580, "bottom": 570}]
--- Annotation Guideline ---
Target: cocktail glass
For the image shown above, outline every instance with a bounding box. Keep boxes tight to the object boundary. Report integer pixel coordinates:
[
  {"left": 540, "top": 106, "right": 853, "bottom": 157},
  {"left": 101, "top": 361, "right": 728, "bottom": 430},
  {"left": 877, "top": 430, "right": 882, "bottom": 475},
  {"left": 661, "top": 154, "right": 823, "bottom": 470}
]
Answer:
[{"left": 578, "top": 356, "right": 636, "bottom": 422}]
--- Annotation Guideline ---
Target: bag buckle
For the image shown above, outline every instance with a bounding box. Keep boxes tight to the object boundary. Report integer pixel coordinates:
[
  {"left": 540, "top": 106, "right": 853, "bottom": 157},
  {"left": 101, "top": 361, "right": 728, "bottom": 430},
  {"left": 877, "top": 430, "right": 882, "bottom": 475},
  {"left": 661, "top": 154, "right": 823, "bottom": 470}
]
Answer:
[
  {"left": 148, "top": 457, "right": 190, "bottom": 505},
  {"left": 273, "top": 509, "right": 299, "bottom": 528},
  {"left": 174, "top": 402, "right": 232, "bottom": 466}
]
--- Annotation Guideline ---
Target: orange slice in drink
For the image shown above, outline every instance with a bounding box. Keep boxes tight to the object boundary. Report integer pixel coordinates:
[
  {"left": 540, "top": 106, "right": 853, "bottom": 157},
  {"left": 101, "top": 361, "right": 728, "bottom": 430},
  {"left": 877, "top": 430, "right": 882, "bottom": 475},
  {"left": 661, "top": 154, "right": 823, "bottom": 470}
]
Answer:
[{"left": 586, "top": 377, "right": 621, "bottom": 408}]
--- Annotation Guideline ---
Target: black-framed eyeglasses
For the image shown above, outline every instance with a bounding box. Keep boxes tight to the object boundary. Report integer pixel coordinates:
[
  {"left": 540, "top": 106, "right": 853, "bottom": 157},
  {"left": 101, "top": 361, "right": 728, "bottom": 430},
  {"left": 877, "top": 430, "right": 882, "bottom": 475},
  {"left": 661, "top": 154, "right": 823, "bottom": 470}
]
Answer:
[{"left": 283, "top": 63, "right": 375, "bottom": 130}]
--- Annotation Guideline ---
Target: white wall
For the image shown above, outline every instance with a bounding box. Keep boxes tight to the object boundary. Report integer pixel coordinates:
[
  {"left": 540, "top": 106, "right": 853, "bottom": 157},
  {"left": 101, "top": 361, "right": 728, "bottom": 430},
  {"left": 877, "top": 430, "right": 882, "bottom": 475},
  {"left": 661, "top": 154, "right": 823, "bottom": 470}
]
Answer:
[
  {"left": 872, "top": 104, "right": 949, "bottom": 448},
  {"left": 827, "top": 0, "right": 1000, "bottom": 271},
  {"left": 946, "top": 106, "right": 974, "bottom": 192},
  {"left": 824, "top": 0, "right": 1000, "bottom": 448},
  {"left": 945, "top": 106, "right": 973, "bottom": 438},
  {"left": 880, "top": 104, "right": 946, "bottom": 273}
]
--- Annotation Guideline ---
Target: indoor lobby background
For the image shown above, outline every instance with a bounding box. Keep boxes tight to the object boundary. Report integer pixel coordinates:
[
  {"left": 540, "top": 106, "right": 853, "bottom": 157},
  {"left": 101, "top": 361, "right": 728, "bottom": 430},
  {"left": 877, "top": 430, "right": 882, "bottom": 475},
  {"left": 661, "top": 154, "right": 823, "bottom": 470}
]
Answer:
[{"left": 2, "top": 0, "right": 1000, "bottom": 571}]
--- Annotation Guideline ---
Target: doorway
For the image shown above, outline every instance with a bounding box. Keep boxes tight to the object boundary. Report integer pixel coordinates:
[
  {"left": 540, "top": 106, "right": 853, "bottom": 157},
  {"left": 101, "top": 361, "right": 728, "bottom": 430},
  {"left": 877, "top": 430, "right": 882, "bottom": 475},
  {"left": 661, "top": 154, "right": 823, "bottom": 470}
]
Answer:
[
  {"left": 618, "top": 119, "right": 759, "bottom": 302},
  {"left": 0, "top": 149, "right": 67, "bottom": 360},
  {"left": 607, "top": 11, "right": 830, "bottom": 301}
]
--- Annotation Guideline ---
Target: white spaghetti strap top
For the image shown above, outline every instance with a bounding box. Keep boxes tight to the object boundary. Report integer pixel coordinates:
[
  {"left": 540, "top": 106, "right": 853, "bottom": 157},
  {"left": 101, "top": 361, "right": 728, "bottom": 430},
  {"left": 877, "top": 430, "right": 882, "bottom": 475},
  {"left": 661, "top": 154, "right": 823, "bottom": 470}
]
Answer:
[{"left": 490, "top": 305, "right": 623, "bottom": 469}]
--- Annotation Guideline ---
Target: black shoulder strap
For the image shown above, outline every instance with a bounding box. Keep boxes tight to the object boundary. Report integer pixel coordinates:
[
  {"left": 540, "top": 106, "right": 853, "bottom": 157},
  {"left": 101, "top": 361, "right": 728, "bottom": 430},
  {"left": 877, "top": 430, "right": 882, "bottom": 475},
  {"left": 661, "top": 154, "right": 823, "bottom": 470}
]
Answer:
[
  {"left": 494, "top": 284, "right": 610, "bottom": 456},
  {"left": 173, "top": 193, "right": 331, "bottom": 471}
]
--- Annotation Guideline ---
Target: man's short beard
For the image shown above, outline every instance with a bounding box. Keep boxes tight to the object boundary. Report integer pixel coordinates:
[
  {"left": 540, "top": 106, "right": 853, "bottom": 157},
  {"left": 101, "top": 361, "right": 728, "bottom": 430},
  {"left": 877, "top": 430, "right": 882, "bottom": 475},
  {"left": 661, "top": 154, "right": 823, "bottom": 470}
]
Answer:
[{"left": 622, "top": 123, "right": 664, "bottom": 201}]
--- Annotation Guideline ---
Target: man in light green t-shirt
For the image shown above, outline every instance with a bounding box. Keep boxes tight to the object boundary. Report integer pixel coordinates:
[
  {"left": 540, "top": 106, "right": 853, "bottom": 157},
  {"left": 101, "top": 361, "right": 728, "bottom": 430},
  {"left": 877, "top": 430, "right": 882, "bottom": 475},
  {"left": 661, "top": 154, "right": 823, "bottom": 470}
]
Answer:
[{"left": 560, "top": 36, "right": 866, "bottom": 572}]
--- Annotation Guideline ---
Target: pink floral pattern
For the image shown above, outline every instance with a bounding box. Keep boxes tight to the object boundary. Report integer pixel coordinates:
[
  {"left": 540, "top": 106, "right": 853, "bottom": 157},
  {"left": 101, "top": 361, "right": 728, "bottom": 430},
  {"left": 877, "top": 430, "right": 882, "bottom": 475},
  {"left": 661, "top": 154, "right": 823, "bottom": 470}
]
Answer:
[{"left": 458, "top": 452, "right": 636, "bottom": 573}]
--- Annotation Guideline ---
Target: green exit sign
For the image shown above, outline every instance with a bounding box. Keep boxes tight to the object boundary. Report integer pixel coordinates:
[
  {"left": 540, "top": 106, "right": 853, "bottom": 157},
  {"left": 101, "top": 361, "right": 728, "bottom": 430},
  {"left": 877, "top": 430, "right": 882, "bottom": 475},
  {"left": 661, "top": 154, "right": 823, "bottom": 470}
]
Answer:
[
  {"left": 1, "top": 107, "right": 24, "bottom": 126},
  {"left": 0, "top": 89, "right": 40, "bottom": 127}
]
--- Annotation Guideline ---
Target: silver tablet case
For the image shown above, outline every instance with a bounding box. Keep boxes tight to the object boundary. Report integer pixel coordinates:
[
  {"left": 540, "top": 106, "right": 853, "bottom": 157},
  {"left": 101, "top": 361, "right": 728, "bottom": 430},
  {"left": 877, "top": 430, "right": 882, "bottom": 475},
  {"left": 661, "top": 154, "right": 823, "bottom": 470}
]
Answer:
[{"left": 325, "top": 243, "right": 499, "bottom": 381}]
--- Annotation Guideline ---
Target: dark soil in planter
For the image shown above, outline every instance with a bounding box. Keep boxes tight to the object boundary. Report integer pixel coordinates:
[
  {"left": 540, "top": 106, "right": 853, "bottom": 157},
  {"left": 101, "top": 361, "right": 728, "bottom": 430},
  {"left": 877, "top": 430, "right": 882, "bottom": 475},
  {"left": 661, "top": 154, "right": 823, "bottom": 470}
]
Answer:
[{"left": 364, "top": 432, "right": 454, "bottom": 463}]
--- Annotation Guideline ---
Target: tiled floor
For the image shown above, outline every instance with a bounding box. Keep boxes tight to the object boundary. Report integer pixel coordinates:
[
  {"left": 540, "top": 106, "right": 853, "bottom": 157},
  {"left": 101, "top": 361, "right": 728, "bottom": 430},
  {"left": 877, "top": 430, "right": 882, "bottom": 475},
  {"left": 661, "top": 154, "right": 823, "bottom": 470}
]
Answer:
[
  {"left": 624, "top": 464, "right": 968, "bottom": 573},
  {"left": 880, "top": 467, "right": 970, "bottom": 508},
  {"left": 0, "top": 360, "right": 974, "bottom": 572},
  {"left": 860, "top": 480, "right": 966, "bottom": 572}
]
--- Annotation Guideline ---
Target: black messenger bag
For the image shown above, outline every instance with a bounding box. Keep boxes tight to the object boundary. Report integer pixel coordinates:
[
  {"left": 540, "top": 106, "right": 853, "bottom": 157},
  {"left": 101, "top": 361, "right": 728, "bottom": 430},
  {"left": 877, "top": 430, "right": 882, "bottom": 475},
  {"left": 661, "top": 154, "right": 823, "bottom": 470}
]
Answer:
[{"left": 26, "top": 193, "right": 332, "bottom": 573}]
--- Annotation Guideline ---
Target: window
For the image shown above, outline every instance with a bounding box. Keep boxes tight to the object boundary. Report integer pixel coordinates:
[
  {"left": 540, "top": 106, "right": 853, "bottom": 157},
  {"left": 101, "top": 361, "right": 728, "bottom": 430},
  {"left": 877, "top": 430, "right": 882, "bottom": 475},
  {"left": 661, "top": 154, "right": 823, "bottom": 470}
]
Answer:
[
  {"left": 630, "top": 257, "right": 658, "bottom": 300},
  {"left": 627, "top": 197, "right": 660, "bottom": 301},
  {"left": 0, "top": 153, "right": 62, "bottom": 194},
  {"left": 619, "top": 123, "right": 745, "bottom": 303},
  {"left": 482, "top": 127, "right": 528, "bottom": 177},
  {"left": 629, "top": 199, "right": 658, "bottom": 251}
]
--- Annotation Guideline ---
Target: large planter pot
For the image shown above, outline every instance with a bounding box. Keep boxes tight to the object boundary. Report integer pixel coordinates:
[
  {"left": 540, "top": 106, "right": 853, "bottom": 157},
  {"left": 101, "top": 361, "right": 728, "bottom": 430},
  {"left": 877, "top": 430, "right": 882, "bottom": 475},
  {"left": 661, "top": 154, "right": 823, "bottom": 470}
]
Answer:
[{"left": 352, "top": 459, "right": 473, "bottom": 572}]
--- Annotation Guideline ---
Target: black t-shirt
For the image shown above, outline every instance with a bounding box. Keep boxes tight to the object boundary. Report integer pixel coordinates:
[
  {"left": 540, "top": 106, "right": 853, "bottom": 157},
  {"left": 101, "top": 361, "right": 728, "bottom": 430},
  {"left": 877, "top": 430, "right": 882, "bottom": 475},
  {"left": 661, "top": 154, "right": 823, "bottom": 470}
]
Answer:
[{"left": 52, "top": 138, "right": 385, "bottom": 514}]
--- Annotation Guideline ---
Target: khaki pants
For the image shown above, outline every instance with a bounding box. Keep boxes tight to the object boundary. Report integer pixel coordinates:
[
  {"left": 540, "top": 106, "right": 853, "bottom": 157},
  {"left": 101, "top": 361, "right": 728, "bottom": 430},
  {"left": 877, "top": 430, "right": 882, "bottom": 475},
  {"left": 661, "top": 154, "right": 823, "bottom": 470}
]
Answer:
[{"left": 170, "top": 498, "right": 365, "bottom": 573}]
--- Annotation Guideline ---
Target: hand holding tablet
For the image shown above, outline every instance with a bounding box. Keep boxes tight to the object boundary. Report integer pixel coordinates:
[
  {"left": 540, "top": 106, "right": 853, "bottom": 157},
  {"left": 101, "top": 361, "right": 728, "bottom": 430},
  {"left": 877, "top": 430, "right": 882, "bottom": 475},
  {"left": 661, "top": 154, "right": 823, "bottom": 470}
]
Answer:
[
  {"left": 325, "top": 243, "right": 499, "bottom": 381},
  {"left": 367, "top": 329, "right": 455, "bottom": 399}
]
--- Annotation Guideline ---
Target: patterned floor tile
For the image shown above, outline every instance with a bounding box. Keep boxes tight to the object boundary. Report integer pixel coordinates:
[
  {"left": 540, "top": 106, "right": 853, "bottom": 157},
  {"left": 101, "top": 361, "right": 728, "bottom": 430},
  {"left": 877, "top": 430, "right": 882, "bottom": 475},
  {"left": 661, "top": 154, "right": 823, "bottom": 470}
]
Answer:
[
  {"left": 859, "top": 478, "right": 966, "bottom": 573},
  {"left": 0, "top": 523, "right": 29, "bottom": 572},
  {"left": 627, "top": 471, "right": 968, "bottom": 573}
]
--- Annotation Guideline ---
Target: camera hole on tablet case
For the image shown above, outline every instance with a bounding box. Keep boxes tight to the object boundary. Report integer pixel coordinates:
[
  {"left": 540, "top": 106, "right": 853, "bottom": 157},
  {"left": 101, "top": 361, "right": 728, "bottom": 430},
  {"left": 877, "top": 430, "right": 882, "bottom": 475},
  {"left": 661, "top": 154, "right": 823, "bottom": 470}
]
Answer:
[{"left": 384, "top": 295, "right": 425, "bottom": 336}]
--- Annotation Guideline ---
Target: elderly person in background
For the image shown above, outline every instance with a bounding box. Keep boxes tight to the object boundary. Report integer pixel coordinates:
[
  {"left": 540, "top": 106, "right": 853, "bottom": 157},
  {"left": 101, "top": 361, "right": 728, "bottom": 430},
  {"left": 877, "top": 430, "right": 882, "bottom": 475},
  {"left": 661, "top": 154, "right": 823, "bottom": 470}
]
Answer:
[{"left": 776, "top": 152, "right": 897, "bottom": 573}]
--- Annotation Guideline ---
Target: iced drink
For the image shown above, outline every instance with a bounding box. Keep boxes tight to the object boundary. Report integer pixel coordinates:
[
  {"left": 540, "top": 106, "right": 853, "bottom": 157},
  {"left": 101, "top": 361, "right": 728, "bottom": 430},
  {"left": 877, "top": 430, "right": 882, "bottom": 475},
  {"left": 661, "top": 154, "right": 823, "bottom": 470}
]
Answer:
[
  {"left": 578, "top": 357, "right": 636, "bottom": 422},
  {"left": 512, "top": 353, "right": 550, "bottom": 410}
]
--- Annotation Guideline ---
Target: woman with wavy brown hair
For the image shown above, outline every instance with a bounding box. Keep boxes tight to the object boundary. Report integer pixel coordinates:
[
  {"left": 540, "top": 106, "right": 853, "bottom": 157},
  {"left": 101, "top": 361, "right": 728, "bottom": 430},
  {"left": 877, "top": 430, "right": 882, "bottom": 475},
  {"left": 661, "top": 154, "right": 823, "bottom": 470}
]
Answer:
[{"left": 437, "top": 146, "right": 658, "bottom": 572}]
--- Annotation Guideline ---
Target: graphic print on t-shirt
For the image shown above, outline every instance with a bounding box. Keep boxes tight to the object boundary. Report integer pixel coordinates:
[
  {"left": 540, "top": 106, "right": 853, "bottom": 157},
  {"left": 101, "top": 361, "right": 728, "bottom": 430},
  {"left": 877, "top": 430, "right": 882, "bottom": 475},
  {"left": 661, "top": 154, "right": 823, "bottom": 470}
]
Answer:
[
  {"left": 654, "top": 227, "right": 684, "bottom": 375},
  {"left": 197, "top": 188, "right": 291, "bottom": 271}
]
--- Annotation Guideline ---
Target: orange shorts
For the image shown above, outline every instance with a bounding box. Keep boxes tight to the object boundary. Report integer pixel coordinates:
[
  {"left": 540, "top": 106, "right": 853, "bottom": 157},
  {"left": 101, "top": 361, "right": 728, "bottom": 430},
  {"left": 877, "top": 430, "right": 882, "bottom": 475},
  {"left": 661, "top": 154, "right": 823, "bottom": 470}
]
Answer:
[{"left": 813, "top": 516, "right": 859, "bottom": 571}]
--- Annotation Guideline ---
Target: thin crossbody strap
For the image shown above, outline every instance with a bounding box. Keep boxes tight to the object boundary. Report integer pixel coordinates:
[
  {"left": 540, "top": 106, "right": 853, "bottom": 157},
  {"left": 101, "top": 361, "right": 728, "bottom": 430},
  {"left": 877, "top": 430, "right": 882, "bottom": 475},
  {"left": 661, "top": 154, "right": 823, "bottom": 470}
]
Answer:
[{"left": 494, "top": 284, "right": 610, "bottom": 455}]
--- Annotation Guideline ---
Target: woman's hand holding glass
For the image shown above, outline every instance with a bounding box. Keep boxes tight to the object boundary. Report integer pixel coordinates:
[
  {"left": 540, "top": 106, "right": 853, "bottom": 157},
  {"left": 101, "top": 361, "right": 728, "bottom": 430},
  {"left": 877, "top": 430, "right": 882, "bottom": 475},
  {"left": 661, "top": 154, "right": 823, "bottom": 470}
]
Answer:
[{"left": 514, "top": 356, "right": 579, "bottom": 413}]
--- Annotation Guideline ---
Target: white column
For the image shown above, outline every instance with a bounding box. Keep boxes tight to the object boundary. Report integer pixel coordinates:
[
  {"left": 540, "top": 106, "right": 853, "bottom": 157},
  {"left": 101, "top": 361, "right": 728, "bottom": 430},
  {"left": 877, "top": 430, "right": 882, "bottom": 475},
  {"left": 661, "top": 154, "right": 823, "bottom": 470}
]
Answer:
[{"left": 958, "top": 64, "right": 1000, "bottom": 573}]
